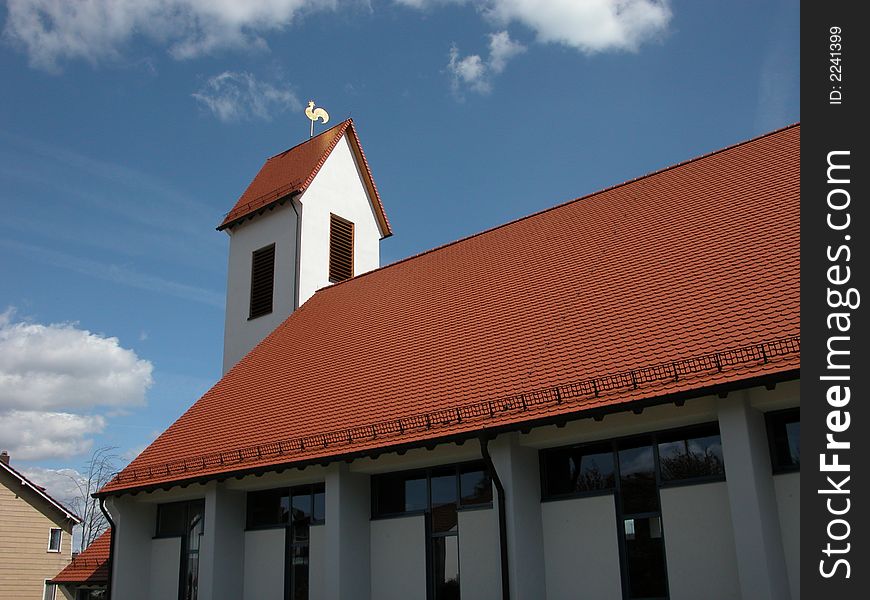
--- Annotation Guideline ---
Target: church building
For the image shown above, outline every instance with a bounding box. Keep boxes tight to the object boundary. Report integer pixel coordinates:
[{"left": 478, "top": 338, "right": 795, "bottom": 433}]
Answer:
[{"left": 96, "top": 121, "right": 800, "bottom": 600}]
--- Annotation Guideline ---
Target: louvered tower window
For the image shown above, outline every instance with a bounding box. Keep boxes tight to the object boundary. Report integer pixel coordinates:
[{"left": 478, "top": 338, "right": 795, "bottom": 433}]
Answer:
[
  {"left": 249, "top": 244, "right": 275, "bottom": 319},
  {"left": 329, "top": 214, "right": 354, "bottom": 282}
]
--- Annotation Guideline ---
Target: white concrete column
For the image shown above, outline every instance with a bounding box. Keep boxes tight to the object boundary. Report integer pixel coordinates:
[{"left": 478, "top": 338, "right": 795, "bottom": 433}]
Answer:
[
  {"left": 324, "top": 463, "right": 371, "bottom": 600},
  {"left": 106, "top": 496, "right": 157, "bottom": 600},
  {"left": 717, "top": 393, "right": 790, "bottom": 600},
  {"left": 489, "top": 432, "right": 546, "bottom": 600},
  {"left": 199, "top": 482, "right": 246, "bottom": 600}
]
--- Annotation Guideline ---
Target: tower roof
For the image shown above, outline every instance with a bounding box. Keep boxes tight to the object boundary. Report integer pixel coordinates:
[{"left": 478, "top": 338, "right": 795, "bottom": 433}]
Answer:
[{"left": 218, "top": 119, "right": 392, "bottom": 237}]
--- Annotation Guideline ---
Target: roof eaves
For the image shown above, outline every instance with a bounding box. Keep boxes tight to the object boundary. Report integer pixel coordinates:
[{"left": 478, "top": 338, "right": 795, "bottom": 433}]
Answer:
[{"left": 96, "top": 365, "right": 799, "bottom": 499}]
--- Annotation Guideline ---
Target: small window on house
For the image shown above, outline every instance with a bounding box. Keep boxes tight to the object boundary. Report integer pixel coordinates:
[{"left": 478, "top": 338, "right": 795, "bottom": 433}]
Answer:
[
  {"left": 43, "top": 581, "right": 57, "bottom": 600},
  {"left": 47, "top": 528, "right": 62, "bottom": 552},
  {"left": 249, "top": 243, "right": 276, "bottom": 319},
  {"left": 328, "top": 214, "right": 354, "bottom": 282},
  {"left": 766, "top": 408, "right": 800, "bottom": 472}
]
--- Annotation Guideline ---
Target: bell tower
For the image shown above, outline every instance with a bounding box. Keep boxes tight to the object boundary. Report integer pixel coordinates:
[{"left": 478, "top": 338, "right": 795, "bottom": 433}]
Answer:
[{"left": 218, "top": 119, "right": 392, "bottom": 373}]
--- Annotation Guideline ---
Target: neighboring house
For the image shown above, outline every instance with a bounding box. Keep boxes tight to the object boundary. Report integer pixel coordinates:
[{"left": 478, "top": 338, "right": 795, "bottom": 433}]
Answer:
[
  {"left": 96, "top": 122, "right": 800, "bottom": 600},
  {"left": 51, "top": 529, "right": 111, "bottom": 600},
  {"left": 0, "top": 451, "right": 81, "bottom": 600}
]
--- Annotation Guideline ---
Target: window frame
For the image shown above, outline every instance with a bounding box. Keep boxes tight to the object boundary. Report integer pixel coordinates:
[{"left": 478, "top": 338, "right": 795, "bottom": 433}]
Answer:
[
  {"left": 370, "top": 460, "right": 493, "bottom": 520},
  {"left": 47, "top": 527, "right": 62, "bottom": 553},
  {"left": 245, "top": 483, "right": 326, "bottom": 531},
  {"left": 248, "top": 243, "right": 276, "bottom": 320},
  {"left": 43, "top": 580, "right": 57, "bottom": 600}
]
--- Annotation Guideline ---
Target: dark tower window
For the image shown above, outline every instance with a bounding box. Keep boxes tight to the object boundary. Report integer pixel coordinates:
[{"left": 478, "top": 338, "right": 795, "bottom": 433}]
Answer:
[
  {"left": 249, "top": 244, "right": 276, "bottom": 319},
  {"left": 329, "top": 214, "right": 354, "bottom": 282}
]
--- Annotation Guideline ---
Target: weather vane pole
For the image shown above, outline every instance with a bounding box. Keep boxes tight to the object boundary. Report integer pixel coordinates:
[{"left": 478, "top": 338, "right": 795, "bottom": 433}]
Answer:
[{"left": 305, "top": 100, "right": 330, "bottom": 138}]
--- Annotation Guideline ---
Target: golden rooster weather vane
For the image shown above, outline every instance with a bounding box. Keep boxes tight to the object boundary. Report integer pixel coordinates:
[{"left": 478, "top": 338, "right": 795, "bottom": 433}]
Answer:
[{"left": 305, "top": 100, "right": 329, "bottom": 137}]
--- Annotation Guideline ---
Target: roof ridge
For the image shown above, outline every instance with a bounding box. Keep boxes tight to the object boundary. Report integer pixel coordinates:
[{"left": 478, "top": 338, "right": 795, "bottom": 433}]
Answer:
[
  {"left": 316, "top": 122, "right": 800, "bottom": 294},
  {"left": 266, "top": 118, "right": 352, "bottom": 161}
]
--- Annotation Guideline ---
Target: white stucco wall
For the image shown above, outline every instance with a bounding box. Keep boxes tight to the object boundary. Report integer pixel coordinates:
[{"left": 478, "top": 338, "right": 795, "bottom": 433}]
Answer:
[
  {"left": 541, "top": 494, "right": 622, "bottom": 600},
  {"left": 200, "top": 485, "right": 246, "bottom": 600},
  {"left": 149, "top": 537, "right": 181, "bottom": 600},
  {"left": 107, "top": 496, "right": 156, "bottom": 600},
  {"left": 660, "top": 481, "right": 740, "bottom": 600},
  {"left": 243, "top": 528, "right": 285, "bottom": 600},
  {"left": 458, "top": 508, "right": 501, "bottom": 600},
  {"left": 297, "top": 135, "right": 382, "bottom": 304},
  {"left": 222, "top": 202, "right": 298, "bottom": 373},
  {"left": 371, "top": 516, "right": 426, "bottom": 600},
  {"left": 490, "top": 433, "right": 546, "bottom": 600},
  {"left": 774, "top": 473, "right": 800, "bottom": 600}
]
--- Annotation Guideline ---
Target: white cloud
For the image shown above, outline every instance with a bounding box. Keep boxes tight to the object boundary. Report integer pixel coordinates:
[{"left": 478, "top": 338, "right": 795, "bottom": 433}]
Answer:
[
  {"left": 448, "top": 31, "right": 525, "bottom": 95},
  {"left": 0, "top": 309, "right": 151, "bottom": 460},
  {"left": 2, "top": 0, "right": 331, "bottom": 71},
  {"left": 19, "top": 465, "right": 85, "bottom": 504},
  {"left": 192, "top": 71, "right": 302, "bottom": 122},
  {"left": 482, "top": 0, "right": 671, "bottom": 54},
  {"left": 0, "top": 309, "right": 153, "bottom": 411},
  {"left": 0, "top": 411, "right": 106, "bottom": 460}
]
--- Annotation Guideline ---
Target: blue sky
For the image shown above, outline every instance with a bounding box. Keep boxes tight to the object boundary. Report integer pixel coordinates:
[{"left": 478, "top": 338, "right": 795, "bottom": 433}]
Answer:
[{"left": 0, "top": 0, "right": 798, "bottom": 499}]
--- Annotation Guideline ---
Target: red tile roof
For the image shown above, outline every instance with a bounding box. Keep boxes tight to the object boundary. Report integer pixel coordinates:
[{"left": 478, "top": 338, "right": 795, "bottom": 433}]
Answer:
[
  {"left": 101, "top": 124, "right": 800, "bottom": 495},
  {"left": 218, "top": 119, "right": 392, "bottom": 236},
  {"left": 51, "top": 529, "right": 111, "bottom": 585}
]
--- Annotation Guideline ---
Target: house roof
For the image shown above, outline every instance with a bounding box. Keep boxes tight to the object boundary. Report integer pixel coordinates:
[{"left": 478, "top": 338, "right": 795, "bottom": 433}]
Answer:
[
  {"left": 217, "top": 119, "right": 392, "bottom": 237},
  {"left": 51, "top": 529, "right": 111, "bottom": 585},
  {"left": 101, "top": 124, "right": 800, "bottom": 496},
  {"left": 0, "top": 458, "right": 81, "bottom": 524}
]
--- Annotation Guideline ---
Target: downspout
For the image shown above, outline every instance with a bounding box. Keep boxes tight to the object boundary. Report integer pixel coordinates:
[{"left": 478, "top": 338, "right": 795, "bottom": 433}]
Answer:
[
  {"left": 99, "top": 497, "right": 116, "bottom": 600},
  {"left": 289, "top": 196, "right": 302, "bottom": 310},
  {"left": 480, "top": 435, "right": 510, "bottom": 600}
]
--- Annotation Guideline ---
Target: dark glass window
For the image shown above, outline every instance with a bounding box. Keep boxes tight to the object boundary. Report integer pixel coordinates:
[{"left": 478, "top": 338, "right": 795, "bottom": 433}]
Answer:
[
  {"left": 459, "top": 467, "right": 492, "bottom": 506},
  {"left": 623, "top": 516, "right": 668, "bottom": 598},
  {"left": 373, "top": 472, "right": 428, "bottom": 515},
  {"left": 246, "top": 483, "right": 325, "bottom": 529},
  {"left": 430, "top": 469, "right": 458, "bottom": 534},
  {"left": 247, "top": 488, "right": 290, "bottom": 528},
  {"left": 287, "top": 543, "right": 310, "bottom": 600},
  {"left": 157, "top": 502, "right": 188, "bottom": 537},
  {"left": 658, "top": 425, "right": 725, "bottom": 482},
  {"left": 432, "top": 535, "right": 461, "bottom": 600},
  {"left": 312, "top": 485, "right": 326, "bottom": 523},
  {"left": 249, "top": 244, "right": 276, "bottom": 319},
  {"left": 155, "top": 499, "right": 204, "bottom": 600},
  {"left": 617, "top": 442, "right": 657, "bottom": 515},
  {"left": 542, "top": 442, "right": 615, "bottom": 496},
  {"left": 767, "top": 408, "right": 800, "bottom": 471}
]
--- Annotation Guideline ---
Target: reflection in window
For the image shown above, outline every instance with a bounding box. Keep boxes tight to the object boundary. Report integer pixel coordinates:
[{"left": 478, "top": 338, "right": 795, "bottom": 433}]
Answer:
[
  {"left": 459, "top": 467, "right": 493, "bottom": 506},
  {"left": 766, "top": 408, "right": 800, "bottom": 471},
  {"left": 658, "top": 425, "right": 724, "bottom": 481},
  {"left": 156, "top": 499, "right": 204, "bottom": 600},
  {"left": 543, "top": 443, "right": 615, "bottom": 496},
  {"left": 618, "top": 443, "right": 657, "bottom": 515},
  {"left": 432, "top": 535, "right": 460, "bottom": 600}
]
